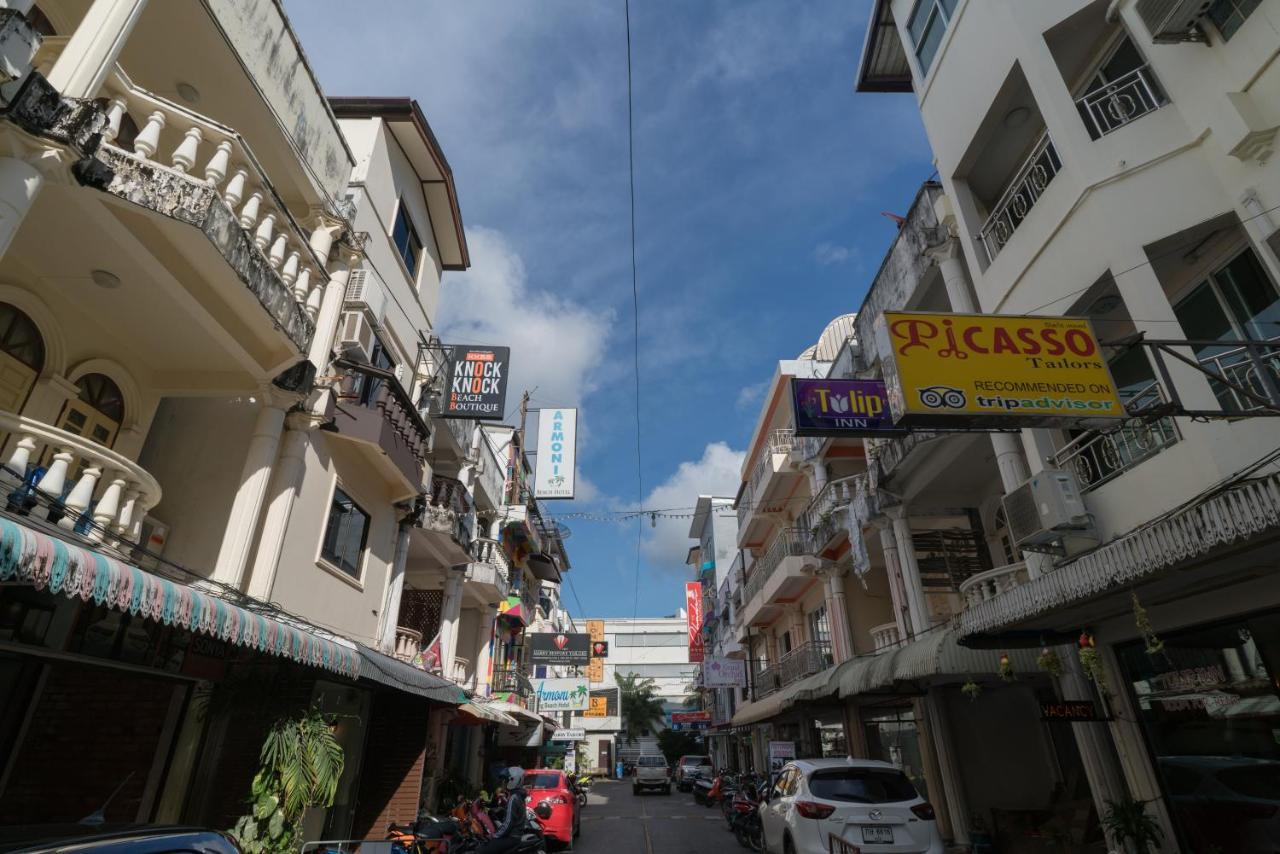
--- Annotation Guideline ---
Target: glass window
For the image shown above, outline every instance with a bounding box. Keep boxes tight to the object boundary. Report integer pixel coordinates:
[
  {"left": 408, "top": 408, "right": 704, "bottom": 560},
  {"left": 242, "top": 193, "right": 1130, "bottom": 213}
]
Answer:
[
  {"left": 1214, "top": 248, "right": 1280, "bottom": 340},
  {"left": 906, "top": 0, "right": 957, "bottom": 75},
  {"left": 1207, "top": 0, "right": 1261, "bottom": 41},
  {"left": 808, "top": 768, "right": 920, "bottom": 804},
  {"left": 525, "top": 772, "right": 565, "bottom": 790},
  {"left": 322, "top": 487, "right": 370, "bottom": 578},
  {"left": 391, "top": 200, "right": 423, "bottom": 278},
  {"left": 0, "top": 303, "right": 44, "bottom": 371},
  {"left": 1115, "top": 610, "right": 1280, "bottom": 853},
  {"left": 808, "top": 606, "right": 830, "bottom": 646}
]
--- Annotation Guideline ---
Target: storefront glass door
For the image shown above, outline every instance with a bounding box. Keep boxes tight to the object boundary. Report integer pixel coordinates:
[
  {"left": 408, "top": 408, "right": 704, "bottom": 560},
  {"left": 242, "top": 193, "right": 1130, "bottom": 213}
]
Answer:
[
  {"left": 1116, "top": 610, "right": 1280, "bottom": 853},
  {"left": 862, "top": 707, "right": 929, "bottom": 803}
]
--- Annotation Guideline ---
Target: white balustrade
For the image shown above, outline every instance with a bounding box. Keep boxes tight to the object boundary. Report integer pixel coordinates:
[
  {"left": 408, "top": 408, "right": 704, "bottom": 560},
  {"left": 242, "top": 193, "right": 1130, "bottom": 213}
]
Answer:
[
  {"left": 394, "top": 626, "right": 422, "bottom": 663},
  {"left": 869, "top": 622, "right": 900, "bottom": 651},
  {"left": 958, "top": 562, "right": 1030, "bottom": 608},
  {"left": 0, "top": 410, "right": 162, "bottom": 543}
]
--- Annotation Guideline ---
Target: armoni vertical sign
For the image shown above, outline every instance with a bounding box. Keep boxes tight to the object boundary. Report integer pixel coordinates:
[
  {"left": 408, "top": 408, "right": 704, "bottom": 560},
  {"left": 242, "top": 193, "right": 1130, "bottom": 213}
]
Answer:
[{"left": 534, "top": 408, "right": 577, "bottom": 499}]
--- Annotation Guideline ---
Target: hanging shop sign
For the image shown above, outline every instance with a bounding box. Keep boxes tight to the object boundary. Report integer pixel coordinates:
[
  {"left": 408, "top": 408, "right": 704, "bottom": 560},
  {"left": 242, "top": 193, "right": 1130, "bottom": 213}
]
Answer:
[
  {"left": 587, "top": 657, "right": 604, "bottom": 683},
  {"left": 686, "top": 582, "right": 704, "bottom": 663},
  {"left": 587, "top": 619, "right": 606, "bottom": 682},
  {"left": 671, "top": 711, "right": 711, "bottom": 724},
  {"left": 591, "top": 640, "right": 609, "bottom": 658},
  {"left": 534, "top": 408, "right": 578, "bottom": 499},
  {"left": 498, "top": 718, "right": 544, "bottom": 748},
  {"left": 443, "top": 345, "right": 511, "bottom": 420},
  {"left": 551, "top": 728, "right": 586, "bottom": 742},
  {"left": 529, "top": 632, "right": 591, "bottom": 665},
  {"left": 702, "top": 657, "right": 747, "bottom": 688},
  {"left": 1040, "top": 700, "right": 1108, "bottom": 722},
  {"left": 532, "top": 677, "right": 590, "bottom": 712},
  {"left": 791, "top": 378, "right": 904, "bottom": 437},
  {"left": 767, "top": 740, "right": 796, "bottom": 772},
  {"left": 875, "top": 312, "right": 1125, "bottom": 427}
]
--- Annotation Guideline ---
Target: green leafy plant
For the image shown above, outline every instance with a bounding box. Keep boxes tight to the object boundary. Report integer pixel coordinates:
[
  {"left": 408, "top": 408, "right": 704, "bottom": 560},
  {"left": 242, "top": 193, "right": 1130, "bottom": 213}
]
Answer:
[
  {"left": 1102, "top": 797, "right": 1164, "bottom": 854},
  {"left": 1078, "top": 631, "right": 1107, "bottom": 693},
  {"left": 1037, "top": 647, "right": 1064, "bottom": 678},
  {"left": 997, "top": 652, "right": 1016, "bottom": 683},
  {"left": 961, "top": 680, "right": 982, "bottom": 702},
  {"left": 657, "top": 728, "right": 704, "bottom": 765},
  {"left": 1132, "top": 592, "right": 1164, "bottom": 656},
  {"left": 229, "top": 708, "right": 345, "bottom": 854},
  {"left": 616, "top": 673, "right": 666, "bottom": 745}
]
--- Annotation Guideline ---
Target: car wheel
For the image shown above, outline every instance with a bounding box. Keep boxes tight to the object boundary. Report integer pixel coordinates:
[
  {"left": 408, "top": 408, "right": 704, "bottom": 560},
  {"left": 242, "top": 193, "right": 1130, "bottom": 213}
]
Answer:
[{"left": 783, "top": 833, "right": 795, "bottom": 854}]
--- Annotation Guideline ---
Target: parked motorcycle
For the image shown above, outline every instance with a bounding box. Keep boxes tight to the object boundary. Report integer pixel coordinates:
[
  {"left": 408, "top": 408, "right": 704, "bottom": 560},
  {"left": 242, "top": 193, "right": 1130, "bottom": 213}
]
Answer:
[{"left": 730, "top": 781, "right": 764, "bottom": 852}]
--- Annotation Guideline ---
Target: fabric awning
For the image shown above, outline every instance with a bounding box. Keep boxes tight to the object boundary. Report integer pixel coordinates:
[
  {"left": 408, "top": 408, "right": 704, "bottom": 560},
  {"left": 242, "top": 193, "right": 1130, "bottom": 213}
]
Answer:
[
  {"left": 355, "top": 645, "right": 468, "bottom": 704},
  {"left": 459, "top": 701, "right": 521, "bottom": 727},
  {"left": 834, "top": 629, "right": 1039, "bottom": 699},
  {"left": 485, "top": 699, "right": 542, "bottom": 724}
]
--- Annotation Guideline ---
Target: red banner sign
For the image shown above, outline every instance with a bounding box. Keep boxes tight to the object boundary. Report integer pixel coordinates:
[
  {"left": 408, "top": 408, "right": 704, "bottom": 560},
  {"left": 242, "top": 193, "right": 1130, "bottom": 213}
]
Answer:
[
  {"left": 671, "top": 711, "right": 711, "bottom": 724},
  {"left": 686, "top": 581, "right": 704, "bottom": 662}
]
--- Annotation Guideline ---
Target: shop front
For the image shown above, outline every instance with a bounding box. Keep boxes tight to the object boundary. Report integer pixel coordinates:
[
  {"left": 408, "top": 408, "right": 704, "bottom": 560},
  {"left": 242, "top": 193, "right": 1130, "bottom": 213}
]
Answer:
[{"left": 1113, "top": 608, "right": 1280, "bottom": 853}]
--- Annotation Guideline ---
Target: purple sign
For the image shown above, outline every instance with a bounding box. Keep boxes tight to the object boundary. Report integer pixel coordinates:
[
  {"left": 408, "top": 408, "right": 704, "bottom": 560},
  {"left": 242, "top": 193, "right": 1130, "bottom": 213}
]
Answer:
[{"left": 791, "top": 379, "right": 903, "bottom": 437}]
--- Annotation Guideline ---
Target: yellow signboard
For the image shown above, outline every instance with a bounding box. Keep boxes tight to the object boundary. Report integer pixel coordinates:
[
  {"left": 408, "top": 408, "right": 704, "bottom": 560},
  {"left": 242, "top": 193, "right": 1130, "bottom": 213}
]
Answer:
[
  {"left": 584, "top": 696, "right": 608, "bottom": 717},
  {"left": 587, "top": 620, "right": 605, "bottom": 641},
  {"left": 877, "top": 312, "right": 1125, "bottom": 427},
  {"left": 588, "top": 657, "right": 604, "bottom": 683}
]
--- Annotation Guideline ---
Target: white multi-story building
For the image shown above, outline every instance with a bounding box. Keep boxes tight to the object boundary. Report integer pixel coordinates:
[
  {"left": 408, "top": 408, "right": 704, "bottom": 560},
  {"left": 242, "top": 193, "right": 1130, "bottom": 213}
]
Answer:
[{"left": 687, "top": 495, "right": 741, "bottom": 769}]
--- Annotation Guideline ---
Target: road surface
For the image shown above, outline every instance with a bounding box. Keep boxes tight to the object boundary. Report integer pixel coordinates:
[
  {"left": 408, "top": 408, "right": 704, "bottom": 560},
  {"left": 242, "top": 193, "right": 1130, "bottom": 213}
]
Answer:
[{"left": 576, "top": 778, "right": 735, "bottom": 854}]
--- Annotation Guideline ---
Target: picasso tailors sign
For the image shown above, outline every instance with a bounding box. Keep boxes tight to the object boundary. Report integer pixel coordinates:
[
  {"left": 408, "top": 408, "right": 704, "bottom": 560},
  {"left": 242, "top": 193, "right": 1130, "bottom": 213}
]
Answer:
[
  {"left": 532, "top": 677, "right": 590, "bottom": 712},
  {"left": 791, "top": 378, "right": 903, "bottom": 437},
  {"left": 534, "top": 408, "right": 578, "bottom": 499},
  {"left": 529, "top": 632, "right": 591, "bottom": 665},
  {"left": 443, "top": 345, "right": 510, "bottom": 420},
  {"left": 875, "top": 312, "right": 1125, "bottom": 427}
]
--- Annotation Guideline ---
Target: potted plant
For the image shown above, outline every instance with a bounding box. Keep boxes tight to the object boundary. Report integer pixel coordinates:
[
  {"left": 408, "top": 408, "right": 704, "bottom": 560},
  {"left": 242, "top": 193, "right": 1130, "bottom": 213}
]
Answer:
[{"left": 1102, "top": 797, "right": 1164, "bottom": 854}]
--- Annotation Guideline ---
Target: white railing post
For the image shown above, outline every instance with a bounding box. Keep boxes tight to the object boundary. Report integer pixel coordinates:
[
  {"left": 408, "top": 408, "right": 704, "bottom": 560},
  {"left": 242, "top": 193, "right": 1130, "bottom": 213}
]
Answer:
[
  {"left": 170, "top": 126, "right": 202, "bottom": 174},
  {"left": 59, "top": 464, "right": 101, "bottom": 530},
  {"left": 223, "top": 169, "right": 248, "bottom": 209},
  {"left": 204, "top": 140, "right": 232, "bottom": 186},
  {"left": 89, "top": 471, "right": 126, "bottom": 542},
  {"left": 132, "top": 110, "right": 166, "bottom": 160}
]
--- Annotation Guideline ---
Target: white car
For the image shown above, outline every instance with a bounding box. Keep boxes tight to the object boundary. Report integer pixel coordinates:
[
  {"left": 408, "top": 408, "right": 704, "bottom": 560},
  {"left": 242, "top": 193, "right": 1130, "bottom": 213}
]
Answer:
[{"left": 761, "top": 758, "right": 944, "bottom": 854}]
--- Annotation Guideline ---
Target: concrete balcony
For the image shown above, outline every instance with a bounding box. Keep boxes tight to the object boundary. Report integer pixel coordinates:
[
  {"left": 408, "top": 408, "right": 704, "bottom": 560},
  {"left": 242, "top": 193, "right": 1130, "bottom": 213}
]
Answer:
[
  {"left": 869, "top": 622, "right": 900, "bottom": 652},
  {"left": 797, "top": 475, "right": 861, "bottom": 557},
  {"left": 737, "top": 428, "right": 798, "bottom": 547},
  {"left": 493, "top": 667, "right": 534, "bottom": 702},
  {"left": 752, "top": 640, "right": 832, "bottom": 701},
  {"left": 958, "top": 562, "right": 1029, "bottom": 609},
  {"left": 392, "top": 626, "right": 422, "bottom": 663},
  {"left": 464, "top": 537, "right": 511, "bottom": 607},
  {"left": 330, "top": 360, "right": 431, "bottom": 501},
  {"left": 416, "top": 475, "right": 474, "bottom": 567},
  {"left": 739, "top": 527, "right": 819, "bottom": 629},
  {"left": 0, "top": 409, "right": 162, "bottom": 549}
]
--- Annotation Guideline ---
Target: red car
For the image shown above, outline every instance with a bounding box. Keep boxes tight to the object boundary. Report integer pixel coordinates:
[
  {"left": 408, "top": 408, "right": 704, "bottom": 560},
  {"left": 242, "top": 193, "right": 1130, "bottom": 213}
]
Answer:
[{"left": 524, "top": 768, "right": 581, "bottom": 849}]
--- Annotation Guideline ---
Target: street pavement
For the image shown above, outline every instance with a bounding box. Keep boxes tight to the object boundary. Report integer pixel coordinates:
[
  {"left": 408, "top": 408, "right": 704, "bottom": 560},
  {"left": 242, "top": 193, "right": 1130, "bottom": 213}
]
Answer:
[{"left": 576, "top": 779, "right": 737, "bottom": 854}]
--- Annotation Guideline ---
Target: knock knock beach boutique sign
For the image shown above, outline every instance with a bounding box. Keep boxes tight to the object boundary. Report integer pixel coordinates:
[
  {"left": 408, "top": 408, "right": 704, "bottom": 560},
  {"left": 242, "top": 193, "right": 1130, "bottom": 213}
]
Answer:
[
  {"left": 534, "top": 408, "right": 578, "bottom": 499},
  {"left": 529, "top": 632, "right": 591, "bottom": 665},
  {"left": 444, "top": 345, "right": 510, "bottom": 420},
  {"left": 533, "top": 677, "right": 590, "bottom": 712},
  {"left": 791, "top": 378, "right": 903, "bottom": 437},
  {"left": 875, "top": 311, "right": 1125, "bottom": 427}
]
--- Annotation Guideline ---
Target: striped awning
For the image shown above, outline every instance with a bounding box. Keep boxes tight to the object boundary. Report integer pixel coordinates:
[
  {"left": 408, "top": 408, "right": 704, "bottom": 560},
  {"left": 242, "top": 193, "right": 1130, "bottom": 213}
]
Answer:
[{"left": 0, "top": 516, "right": 360, "bottom": 678}]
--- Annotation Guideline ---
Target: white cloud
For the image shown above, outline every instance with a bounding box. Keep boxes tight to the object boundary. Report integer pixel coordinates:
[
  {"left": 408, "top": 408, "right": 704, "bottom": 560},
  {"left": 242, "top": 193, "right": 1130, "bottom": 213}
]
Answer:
[
  {"left": 639, "top": 442, "right": 745, "bottom": 569},
  {"left": 813, "top": 242, "right": 853, "bottom": 266},
  {"left": 438, "top": 227, "right": 614, "bottom": 414},
  {"left": 735, "top": 379, "right": 769, "bottom": 412}
]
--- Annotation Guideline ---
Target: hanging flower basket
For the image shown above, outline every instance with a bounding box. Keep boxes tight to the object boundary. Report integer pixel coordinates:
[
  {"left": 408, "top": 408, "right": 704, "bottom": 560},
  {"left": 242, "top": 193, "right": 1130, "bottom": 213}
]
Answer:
[{"left": 1037, "top": 647, "right": 1064, "bottom": 678}]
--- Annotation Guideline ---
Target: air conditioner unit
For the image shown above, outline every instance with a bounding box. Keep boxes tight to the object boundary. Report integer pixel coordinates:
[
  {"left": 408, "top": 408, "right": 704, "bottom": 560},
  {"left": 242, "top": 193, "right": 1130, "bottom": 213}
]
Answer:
[
  {"left": 1135, "top": 0, "right": 1212, "bottom": 43},
  {"left": 338, "top": 310, "right": 377, "bottom": 363},
  {"left": 1002, "top": 469, "right": 1090, "bottom": 548},
  {"left": 343, "top": 267, "right": 387, "bottom": 320}
]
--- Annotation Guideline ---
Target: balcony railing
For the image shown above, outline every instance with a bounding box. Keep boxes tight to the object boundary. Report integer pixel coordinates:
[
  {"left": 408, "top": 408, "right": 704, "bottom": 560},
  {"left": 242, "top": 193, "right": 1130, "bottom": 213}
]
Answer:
[
  {"left": 871, "top": 431, "right": 941, "bottom": 486},
  {"left": 424, "top": 475, "right": 474, "bottom": 551},
  {"left": 978, "top": 133, "right": 1063, "bottom": 264},
  {"left": 741, "top": 528, "right": 810, "bottom": 609},
  {"left": 752, "top": 662, "right": 782, "bottom": 700},
  {"left": 1, "top": 410, "right": 163, "bottom": 548},
  {"left": 912, "top": 527, "right": 991, "bottom": 592},
  {"left": 869, "top": 622, "right": 900, "bottom": 652},
  {"left": 393, "top": 626, "right": 422, "bottom": 663},
  {"left": 797, "top": 475, "right": 861, "bottom": 550},
  {"left": 493, "top": 667, "right": 533, "bottom": 699},
  {"left": 1077, "top": 65, "right": 1164, "bottom": 139},
  {"left": 779, "top": 640, "right": 833, "bottom": 686},
  {"left": 1198, "top": 337, "right": 1280, "bottom": 414},
  {"left": 958, "top": 562, "right": 1029, "bottom": 609},
  {"left": 333, "top": 359, "right": 432, "bottom": 487},
  {"left": 1050, "top": 383, "right": 1180, "bottom": 492}
]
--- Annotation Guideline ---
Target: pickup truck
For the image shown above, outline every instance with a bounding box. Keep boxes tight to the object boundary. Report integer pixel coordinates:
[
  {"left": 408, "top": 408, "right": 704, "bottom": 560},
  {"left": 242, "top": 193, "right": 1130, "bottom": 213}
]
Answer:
[{"left": 632, "top": 754, "right": 671, "bottom": 795}]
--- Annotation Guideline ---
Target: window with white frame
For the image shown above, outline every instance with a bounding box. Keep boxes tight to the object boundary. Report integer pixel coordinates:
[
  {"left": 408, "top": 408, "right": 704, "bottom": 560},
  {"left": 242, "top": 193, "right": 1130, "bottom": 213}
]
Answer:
[
  {"left": 1207, "top": 0, "right": 1261, "bottom": 41},
  {"left": 321, "top": 487, "right": 370, "bottom": 578},
  {"left": 905, "top": 0, "right": 958, "bottom": 76}
]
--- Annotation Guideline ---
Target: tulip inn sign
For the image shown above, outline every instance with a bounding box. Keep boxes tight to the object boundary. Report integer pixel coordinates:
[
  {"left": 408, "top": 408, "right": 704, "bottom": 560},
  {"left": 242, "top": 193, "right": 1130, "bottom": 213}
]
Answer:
[
  {"left": 875, "top": 311, "right": 1125, "bottom": 428},
  {"left": 791, "top": 378, "right": 903, "bottom": 437}
]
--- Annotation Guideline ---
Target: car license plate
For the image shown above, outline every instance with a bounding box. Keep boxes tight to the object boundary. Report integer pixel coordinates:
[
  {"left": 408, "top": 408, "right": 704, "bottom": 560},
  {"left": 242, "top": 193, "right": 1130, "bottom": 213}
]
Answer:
[{"left": 861, "top": 826, "right": 893, "bottom": 844}]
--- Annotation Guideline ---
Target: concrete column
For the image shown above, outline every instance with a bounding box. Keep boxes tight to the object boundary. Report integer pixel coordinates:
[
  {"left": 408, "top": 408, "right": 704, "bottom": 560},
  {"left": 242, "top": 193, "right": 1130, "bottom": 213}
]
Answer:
[
  {"left": 0, "top": 156, "right": 43, "bottom": 262},
  {"left": 811, "top": 460, "right": 829, "bottom": 494},
  {"left": 887, "top": 508, "right": 930, "bottom": 634},
  {"left": 474, "top": 604, "right": 498, "bottom": 695},
  {"left": 439, "top": 567, "right": 467, "bottom": 678},
  {"left": 308, "top": 247, "right": 361, "bottom": 372},
  {"left": 825, "top": 568, "right": 854, "bottom": 664},
  {"left": 1059, "top": 650, "right": 1129, "bottom": 828},
  {"left": 1239, "top": 187, "right": 1280, "bottom": 289},
  {"left": 211, "top": 396, "right": 288, "bottom": 588},
  {"left": 245, "top": 414, "right": 313, "bottom": 601},
  {"left": 377, "top": 521, "right": 413, "bottom": 653},
  {"left": 923, "top": 688, "right": 971, "bottom": 847},
  {"left": 46, "top": 0, "right": 149, "bottom": 98},
  {"left": 928, "top": 240, "right": 979, "bottom": 314},
  {"left": 875, "top": 520, "right": 913, "bottom": 638}
]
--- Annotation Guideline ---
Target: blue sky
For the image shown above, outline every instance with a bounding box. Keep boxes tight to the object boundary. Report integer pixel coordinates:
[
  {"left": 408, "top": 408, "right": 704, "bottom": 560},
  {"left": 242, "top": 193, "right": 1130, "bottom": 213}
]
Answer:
[{"left": 288, "top": 1, "right": 933, "bottom": 618}]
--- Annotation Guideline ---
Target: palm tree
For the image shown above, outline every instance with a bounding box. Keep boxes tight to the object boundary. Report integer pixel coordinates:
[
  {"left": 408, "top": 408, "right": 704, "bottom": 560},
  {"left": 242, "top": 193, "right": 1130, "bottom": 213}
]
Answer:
[{"left": 616, "top": 673, "right": 666, "bottom": 745}]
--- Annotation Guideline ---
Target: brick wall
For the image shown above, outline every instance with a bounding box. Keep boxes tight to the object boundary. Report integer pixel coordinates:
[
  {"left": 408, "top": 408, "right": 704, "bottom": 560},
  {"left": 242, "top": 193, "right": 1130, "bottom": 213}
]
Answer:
[
  {"left": 0, "top": 660, "right": 182, "bottom": 824},
  {"left": 350, "top": 692, "right": 433, "bottom": 837}
]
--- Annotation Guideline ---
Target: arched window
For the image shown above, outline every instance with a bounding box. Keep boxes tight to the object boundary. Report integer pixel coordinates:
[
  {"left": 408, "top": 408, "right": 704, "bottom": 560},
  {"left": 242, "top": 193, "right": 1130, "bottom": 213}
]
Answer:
[
  {"left": 0, "top": 302, "right": 45, "bottom": 412},
  {"left": 58, "top": 373, "right": 124, "bottom": 448}
]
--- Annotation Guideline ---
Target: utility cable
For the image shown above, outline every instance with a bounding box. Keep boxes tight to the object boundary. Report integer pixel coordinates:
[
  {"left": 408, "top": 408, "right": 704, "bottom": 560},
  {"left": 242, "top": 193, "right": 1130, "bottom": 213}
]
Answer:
[{"left": 624, "top": 0, "right": 644, "bottom": 622}]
